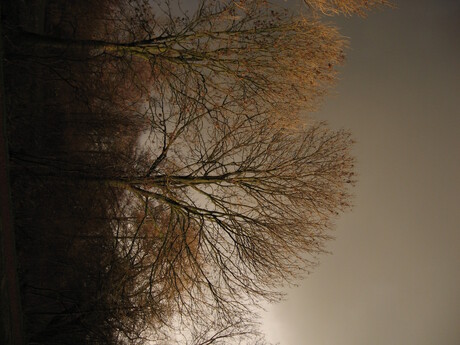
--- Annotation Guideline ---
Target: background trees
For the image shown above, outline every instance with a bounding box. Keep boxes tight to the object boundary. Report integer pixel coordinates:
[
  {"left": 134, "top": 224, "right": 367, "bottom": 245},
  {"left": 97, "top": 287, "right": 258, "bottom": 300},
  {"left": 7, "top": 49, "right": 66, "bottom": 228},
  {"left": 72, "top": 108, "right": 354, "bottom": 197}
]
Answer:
[{"left": 1, "top": 0, "right": 386, "bottom": 344}]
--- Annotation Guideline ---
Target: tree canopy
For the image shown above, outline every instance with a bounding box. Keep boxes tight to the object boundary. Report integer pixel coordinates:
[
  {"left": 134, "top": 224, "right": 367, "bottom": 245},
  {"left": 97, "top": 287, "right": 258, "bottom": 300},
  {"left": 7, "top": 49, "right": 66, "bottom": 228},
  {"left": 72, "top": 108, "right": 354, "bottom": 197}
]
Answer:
[{"left": 19, "top": 0, "right": 346, "bottom": 117}]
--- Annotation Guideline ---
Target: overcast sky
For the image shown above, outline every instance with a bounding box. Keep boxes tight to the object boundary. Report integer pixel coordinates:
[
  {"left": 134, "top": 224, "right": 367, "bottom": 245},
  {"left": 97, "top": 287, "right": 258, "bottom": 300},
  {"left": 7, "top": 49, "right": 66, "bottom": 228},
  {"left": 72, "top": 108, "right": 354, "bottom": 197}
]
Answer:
[{"left": 262, "top": 1, "right": 460, "bottom": 344}]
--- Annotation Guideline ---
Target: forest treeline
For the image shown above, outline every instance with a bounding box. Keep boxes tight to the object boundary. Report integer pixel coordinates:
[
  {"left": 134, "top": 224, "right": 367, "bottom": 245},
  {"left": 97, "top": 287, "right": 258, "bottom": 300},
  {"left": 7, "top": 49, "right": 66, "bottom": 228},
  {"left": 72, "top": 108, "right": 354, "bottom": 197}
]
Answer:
[{"left": 1, "top": 0, "right": 387, "bottom": 344}]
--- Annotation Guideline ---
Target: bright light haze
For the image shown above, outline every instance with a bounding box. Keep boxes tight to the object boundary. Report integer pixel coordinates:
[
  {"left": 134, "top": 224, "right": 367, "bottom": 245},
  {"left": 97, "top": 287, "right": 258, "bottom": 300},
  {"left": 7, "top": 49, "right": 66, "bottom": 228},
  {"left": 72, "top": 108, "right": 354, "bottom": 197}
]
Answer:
[{"left": 262, "top": 1, "right": 460, "bottom": 344}]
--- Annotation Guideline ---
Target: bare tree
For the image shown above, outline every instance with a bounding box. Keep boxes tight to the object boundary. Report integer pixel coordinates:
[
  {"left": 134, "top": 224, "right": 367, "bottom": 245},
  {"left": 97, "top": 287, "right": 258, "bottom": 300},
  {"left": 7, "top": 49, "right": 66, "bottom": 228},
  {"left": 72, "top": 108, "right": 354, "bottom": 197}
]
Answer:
[
  {"left": 62, "top": 75, "right": 355, "bottom": 341},
  {"left": 15, "top": 0, "right": 347, "bottom": 118}
]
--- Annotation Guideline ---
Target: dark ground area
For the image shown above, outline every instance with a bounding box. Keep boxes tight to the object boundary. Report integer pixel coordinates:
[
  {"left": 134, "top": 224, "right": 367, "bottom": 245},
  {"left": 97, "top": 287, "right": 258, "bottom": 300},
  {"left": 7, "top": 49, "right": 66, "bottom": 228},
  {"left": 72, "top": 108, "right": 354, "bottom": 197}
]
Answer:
[
  {"left": 0, "top": 1, "right": 48, "bottom": 343},
  {"left": 1, "top": 1, "right": 145, "bottom": 343}
]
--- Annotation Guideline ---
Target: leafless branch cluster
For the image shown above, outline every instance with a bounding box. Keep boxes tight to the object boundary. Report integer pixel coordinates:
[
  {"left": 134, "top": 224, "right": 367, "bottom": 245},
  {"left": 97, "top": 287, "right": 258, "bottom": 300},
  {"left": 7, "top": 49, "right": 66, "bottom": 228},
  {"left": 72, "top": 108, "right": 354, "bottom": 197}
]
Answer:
[
  {"left": 304, "top": 0, "right": 392, "bottom": 16},
  {"left": 92, "top": 75, "right": 355, "bottom": 342}
]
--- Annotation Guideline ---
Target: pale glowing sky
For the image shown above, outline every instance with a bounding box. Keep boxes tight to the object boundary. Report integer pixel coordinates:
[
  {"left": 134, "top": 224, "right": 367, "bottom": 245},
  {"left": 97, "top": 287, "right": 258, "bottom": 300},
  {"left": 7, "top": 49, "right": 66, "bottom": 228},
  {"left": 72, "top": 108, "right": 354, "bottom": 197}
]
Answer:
[{"left": 262, "top": 0, "right": 460, "bottom": 344}]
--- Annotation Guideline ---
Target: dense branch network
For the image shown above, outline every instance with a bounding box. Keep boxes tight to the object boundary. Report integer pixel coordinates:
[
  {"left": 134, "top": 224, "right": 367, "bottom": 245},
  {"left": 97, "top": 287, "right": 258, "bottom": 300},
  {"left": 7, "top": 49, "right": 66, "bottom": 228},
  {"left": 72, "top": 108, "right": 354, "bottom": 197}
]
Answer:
[
  {"left": 19, "top": 0, "right": 346, "bottom": 118},
  {"left": 4, "top": 0, "right": 391, "bottom": 344},
  {"left": 91, "top": 81, "right": 355, "bottom": 336}
]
